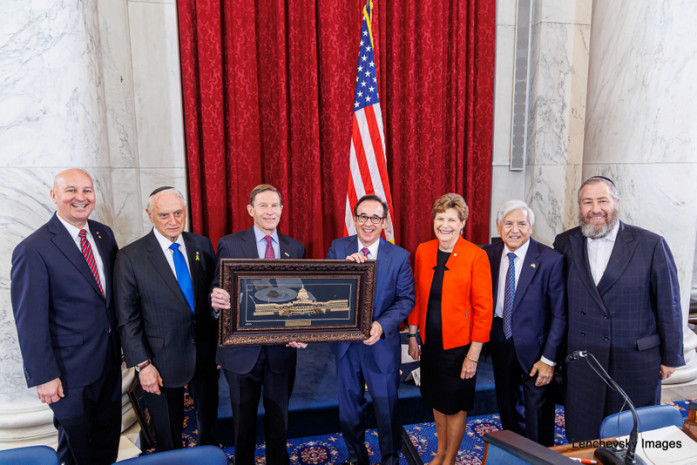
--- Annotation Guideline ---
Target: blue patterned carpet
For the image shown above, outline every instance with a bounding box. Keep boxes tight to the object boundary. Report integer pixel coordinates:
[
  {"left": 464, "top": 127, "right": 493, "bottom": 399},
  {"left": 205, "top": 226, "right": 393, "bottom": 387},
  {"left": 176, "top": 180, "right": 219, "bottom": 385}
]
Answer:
[{"left": 143, "top": 396, "right": 694, "bottom": 464}]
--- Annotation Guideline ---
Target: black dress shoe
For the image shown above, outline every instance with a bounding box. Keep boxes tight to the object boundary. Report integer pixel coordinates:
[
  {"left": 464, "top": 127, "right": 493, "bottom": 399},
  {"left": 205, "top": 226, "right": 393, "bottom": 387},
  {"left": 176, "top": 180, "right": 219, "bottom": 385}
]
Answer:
[{"left": 342, "top": 460, "right": 369, "bottom": 465}]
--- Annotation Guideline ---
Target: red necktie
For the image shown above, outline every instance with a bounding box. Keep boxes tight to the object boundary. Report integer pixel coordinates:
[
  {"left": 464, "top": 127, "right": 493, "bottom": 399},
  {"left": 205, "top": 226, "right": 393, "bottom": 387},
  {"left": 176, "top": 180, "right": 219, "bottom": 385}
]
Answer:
[
  {"left": 79, "top": 229, "right": 104, "bottom": 297},
  {"left": 264, "top": 235, "right": 275, "bottom": 259}
]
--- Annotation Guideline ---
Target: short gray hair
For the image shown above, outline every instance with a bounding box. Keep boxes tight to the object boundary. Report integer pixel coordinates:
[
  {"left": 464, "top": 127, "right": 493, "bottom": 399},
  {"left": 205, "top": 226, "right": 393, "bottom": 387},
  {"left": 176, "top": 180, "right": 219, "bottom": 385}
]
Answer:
[
  {"left": 147, "top": 186, "right": 187, "bottom": 211},
  {"left": 496, "top": 199, "right": 535, "bottom": 226},
  {"left": 578, "top": 176, "right": 619, "bottom": 202}
]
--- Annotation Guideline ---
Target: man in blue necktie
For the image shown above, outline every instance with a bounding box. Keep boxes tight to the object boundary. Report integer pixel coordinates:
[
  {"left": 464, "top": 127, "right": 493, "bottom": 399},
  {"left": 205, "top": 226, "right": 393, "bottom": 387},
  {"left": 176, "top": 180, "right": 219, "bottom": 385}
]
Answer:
[
  {"left": 484, "top": 200, "right": 566, "bottom": 446},
  {"left": 114, "top": 187, "right": 219, "bottom": 450}
]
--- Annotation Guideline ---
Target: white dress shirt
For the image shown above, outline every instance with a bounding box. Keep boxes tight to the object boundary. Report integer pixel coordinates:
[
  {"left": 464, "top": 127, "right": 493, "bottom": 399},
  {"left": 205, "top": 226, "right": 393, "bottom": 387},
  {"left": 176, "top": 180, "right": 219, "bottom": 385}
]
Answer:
[
  {"left": 495, "top": 239, "right": 555, "bottom": 367},
  {"left": 358, "top": 239, "right": 380, "bottom": 259},
  {"left": 152, "top": 227, "right": 190, "bottom": 277},
  {"left": 58, "top": 215, "right": 107, "bottom": 294},
  {"left": 586, "top": 221, "right": 620, "bottom": 285}
]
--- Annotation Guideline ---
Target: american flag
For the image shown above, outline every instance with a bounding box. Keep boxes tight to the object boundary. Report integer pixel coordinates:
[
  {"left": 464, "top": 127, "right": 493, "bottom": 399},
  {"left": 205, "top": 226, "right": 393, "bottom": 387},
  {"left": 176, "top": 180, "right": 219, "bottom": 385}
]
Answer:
[{"left": 343, "top": 1, "right": 395, "bottom": 242}]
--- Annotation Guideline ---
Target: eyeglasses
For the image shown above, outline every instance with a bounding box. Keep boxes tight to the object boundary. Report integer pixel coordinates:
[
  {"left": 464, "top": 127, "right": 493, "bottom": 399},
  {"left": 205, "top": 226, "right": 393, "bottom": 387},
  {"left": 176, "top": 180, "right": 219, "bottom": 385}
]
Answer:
[{"left": 355, "top": 214, "right": 385, "bottom": 224}]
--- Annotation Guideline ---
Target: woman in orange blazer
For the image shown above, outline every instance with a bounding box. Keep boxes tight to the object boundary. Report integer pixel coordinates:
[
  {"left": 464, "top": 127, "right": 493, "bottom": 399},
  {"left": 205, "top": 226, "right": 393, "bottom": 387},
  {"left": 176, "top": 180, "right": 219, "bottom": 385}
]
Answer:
[{"left": 407, "top": 193, "right": 493, "bottom": 465}]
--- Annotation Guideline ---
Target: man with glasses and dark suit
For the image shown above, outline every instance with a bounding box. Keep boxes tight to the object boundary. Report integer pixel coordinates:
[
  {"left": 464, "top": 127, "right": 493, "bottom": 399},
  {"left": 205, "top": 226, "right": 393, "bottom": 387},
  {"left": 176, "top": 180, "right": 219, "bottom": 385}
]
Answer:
[{"left": 326, "top": 194, "right": 415, "bottom": 465}]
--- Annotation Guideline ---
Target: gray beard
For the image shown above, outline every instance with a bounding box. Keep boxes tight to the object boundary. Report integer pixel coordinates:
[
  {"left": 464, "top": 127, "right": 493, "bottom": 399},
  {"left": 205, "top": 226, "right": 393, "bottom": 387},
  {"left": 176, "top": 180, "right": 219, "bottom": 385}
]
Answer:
[{"left": 579, "top": 213, "right": 618, "bottom": 239}]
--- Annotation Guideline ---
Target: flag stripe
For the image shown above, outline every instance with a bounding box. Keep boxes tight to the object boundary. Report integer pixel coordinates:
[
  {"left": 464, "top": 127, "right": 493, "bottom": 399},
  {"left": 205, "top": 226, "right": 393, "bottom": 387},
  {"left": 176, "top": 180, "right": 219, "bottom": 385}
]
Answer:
[
  {"left": 344, "top": 1, "right": 396, "bottom": 242},
  {"left": 351, "top": 115, "right": 376, "bottom": 195}
]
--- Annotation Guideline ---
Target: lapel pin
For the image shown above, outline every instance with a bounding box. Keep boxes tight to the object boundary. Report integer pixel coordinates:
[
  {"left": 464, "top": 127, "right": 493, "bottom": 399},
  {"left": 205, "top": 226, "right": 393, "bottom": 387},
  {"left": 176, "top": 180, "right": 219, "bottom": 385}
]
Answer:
[
  {"left": 531, "top": 263, "right": 536, "bottom": 268},
  {"left": 453, "top": 252, "right": 457, "bottom": 257},
  {"left": 95, "top": 230, "right": 102, "bottom": 239},
  {"left": 284, "top": 252, "right": 290, "bottom": 258},
  {"left": 195, "top": 251, "right": 200, "bottom": 261}
]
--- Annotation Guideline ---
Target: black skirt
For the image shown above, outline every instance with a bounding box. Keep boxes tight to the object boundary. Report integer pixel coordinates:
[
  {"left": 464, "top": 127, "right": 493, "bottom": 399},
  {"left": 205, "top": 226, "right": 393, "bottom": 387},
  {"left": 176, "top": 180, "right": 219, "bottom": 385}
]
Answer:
[{"left": 420, "top": 342, "right": 477, "bottom": 414}]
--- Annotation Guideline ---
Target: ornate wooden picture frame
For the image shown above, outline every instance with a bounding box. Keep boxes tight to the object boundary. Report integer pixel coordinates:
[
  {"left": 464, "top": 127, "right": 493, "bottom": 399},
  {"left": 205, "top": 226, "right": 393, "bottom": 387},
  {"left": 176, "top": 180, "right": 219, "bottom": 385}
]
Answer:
[{"left": 218, "top": 259, "right": 376, "bottom": 345}]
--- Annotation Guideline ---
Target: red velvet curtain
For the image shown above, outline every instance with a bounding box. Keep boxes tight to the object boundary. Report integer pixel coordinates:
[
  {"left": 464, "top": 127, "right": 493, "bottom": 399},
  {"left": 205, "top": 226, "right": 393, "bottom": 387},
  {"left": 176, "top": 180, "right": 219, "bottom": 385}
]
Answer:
[{"left": 177, "top": 0, "right": 495, "bottom": 258}]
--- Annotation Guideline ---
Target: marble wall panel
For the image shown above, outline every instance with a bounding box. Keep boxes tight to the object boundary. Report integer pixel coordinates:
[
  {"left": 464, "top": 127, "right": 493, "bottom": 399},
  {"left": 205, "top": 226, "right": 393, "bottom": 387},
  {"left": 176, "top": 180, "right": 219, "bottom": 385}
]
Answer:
[
  {"left": 97, "top": 0, "right": 138, "bottom": 168},
  {"left": 527, "top": 21, "right": 590, "bottom": 167},
  {"left": 583, "top": 1, "right": 697, "bottom": 165},
  {"left": 492, "top": 24, "right": 516, "bottom": 165},
  {"left": 111, "top": 168, "right": 144, "bottom": 247},
  {"left": 535, "top": 0, "right": 592, "bottom": 25},
  {"left": 525, "top": 163, "right": 581, "bottom": 246},
  {"left": 0, "top": 0, "right": 109, "bottom": 169},
  {"left": 128, "top": 0, "right": 186, "bottom": 169},
  {"left": 496, "top": 0, "right": 516, "bottom": 26}
]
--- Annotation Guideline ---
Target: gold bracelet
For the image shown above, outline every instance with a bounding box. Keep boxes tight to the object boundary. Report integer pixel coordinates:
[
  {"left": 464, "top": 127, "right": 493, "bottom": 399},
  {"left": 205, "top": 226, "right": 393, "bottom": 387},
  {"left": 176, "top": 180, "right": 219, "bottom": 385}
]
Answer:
[{"left": 465, "top": 356, "right": 478, "bottom": 363}]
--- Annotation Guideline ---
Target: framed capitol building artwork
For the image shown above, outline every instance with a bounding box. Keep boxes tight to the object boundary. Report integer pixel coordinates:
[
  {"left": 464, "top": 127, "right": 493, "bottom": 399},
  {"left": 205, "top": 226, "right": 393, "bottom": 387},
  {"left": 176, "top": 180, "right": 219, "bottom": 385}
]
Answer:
[{"left": 218, "top": 259, "right": 376, "bottom": 346}]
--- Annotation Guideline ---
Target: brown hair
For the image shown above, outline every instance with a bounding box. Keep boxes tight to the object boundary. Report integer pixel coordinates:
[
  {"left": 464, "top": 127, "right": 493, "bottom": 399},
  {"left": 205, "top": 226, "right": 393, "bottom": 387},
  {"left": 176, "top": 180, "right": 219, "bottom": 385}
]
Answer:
[
  {"left": 249, "top": 184, "right": 282, "bottom": 206},
  {"left": 432, "top": 193, "right": 469, "bottom": 223}
]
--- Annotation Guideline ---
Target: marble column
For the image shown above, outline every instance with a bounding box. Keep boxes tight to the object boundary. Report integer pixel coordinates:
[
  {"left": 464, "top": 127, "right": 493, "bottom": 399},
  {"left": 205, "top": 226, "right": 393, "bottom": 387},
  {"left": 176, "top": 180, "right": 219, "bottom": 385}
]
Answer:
[
  {"left": 0, "top": 0, "right": 135, "bottom": 448},
  {"left": 524, "top": 0, "right": 591, "bottom": 245},
  {"left": 582, "top": 0, "right": 697, "bottom": 383},
  {"left": 489, "top": 0, "right": 592, "bottom": 245}
]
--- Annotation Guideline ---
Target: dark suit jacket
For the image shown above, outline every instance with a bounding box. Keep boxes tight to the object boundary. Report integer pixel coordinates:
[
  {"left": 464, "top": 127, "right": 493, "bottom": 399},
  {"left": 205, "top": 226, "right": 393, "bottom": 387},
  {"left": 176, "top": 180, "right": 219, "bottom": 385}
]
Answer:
[
  {"left": 11, "top": 213, "right": 120, "bottom": 388},
  {"left": 484, "top": 238, "right": 566, "bottom": 372},
  {"left": 114, "top": 231, "right": 217, "bottom": 387},
  {"left": 326, "top": 236, "right": 415, "bottom": 373},
  {"left": 213, "top": 227, "right": 306, "bottom": 374},
  {"left": 554, "top": 222, "right": 684, "bottom": 441}
]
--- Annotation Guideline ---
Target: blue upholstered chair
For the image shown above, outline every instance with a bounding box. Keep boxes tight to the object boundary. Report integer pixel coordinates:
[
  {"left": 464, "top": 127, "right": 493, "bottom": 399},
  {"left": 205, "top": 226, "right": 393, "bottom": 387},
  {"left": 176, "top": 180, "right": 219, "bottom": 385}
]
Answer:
[
  {"left": 0, "top": 445, "right": 59, "bottom": 465},
  {"left": 599, "top": 405, "right": 684, "bottom": 438},
  {"left": 113, "top": 446, "right": 228, "bottom": 465}
]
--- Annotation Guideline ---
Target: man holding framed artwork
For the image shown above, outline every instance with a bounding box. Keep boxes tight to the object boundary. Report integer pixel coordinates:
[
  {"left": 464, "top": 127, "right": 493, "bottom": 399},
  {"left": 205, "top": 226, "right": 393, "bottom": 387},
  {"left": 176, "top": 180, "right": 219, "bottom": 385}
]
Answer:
[{"left": 210, "top": 184, "right": 306, "bottom": 465}]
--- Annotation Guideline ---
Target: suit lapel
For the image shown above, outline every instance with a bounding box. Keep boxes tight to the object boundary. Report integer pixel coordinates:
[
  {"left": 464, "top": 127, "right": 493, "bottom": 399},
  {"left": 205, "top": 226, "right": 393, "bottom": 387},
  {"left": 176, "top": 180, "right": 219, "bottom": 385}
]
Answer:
[
  {"left": 89, "top": 220, "right": 111, "bottom": 304},
  {"left": 146, "top": 232, "right": 190, "bottom": 310},
  {"left": 183, "top": 233, "right": 203, "bottom": 312},
  {"left": 488, "top": 242, "right": 503, "bottom": 308},
  {"left": 48, "top": 214, "right": 104, "bottom": 299},
  {"left": 242, "top": 227, "right": 261, "bottom": 258},
  {"left": 569, "top": 229, "right": 607, "bottom": 312},
  {"left": 512, "top": 239, "right": 539, "bottom": 312},
  {"left": 597, "top": 222, "right": 636, "bottom": 296},
  {"left": 375, "top": 238, "right": 392, "bottom": 306},
  {"left": 278, "top": 234, "right": 293, "bottom": 259}
]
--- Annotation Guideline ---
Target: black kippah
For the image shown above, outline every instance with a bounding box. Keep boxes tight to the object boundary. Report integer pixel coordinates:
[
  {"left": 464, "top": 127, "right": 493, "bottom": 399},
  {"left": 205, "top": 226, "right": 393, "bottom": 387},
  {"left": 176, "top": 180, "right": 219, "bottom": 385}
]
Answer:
[{"left": 149, "top": 186, "right": 175, "bottom": 197}]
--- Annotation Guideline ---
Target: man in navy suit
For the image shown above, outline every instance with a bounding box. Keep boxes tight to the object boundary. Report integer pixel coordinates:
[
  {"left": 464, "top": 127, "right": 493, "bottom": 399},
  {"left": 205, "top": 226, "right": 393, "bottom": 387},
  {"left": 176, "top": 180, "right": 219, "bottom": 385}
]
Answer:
[
  {"left": 484, "top": 200, "right": 566, "bottom": 446},
  {"left": 11, "top": 169, "right": 121, "bottom": 465},
  {"left": 115, "top": 187, "right": 218, "bottom": 450},
  {"left": 211, "top": 184, "right": 306, "bottom": 465},
  {"left": 554, "top": 176, "right": 684, "bottom": 442},
  {"left": 326, "top": 194, "right": 415, "bottom": 465}
]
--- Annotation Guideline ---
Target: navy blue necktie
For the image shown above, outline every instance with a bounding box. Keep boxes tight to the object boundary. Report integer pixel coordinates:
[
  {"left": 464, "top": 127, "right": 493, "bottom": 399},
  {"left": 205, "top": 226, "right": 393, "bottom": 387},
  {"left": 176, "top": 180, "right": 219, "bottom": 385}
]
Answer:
[
  {"left": 502, "top": 252, "right": 516, "bottom": 339},
  {"left": 170, "top": 243, "right": 195, "bottom": 312}
]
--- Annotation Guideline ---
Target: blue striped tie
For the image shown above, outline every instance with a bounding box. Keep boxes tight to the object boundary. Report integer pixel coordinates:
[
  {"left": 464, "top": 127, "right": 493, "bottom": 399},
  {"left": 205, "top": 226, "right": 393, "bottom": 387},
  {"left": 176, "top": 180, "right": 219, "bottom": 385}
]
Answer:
[
  {"left": 170, "top": 243, "right": 195, "bottom": 312},
  {"left": 502, "top": 252, "right": 516, "bottom": 339}
]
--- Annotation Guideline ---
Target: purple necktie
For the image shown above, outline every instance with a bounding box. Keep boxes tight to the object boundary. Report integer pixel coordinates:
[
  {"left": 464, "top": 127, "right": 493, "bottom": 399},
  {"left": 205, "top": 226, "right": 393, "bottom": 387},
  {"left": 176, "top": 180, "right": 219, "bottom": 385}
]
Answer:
[
  {"left": 361, "top": 247, "right": 370, "bottom": 257},
  {"left": 264, "top": 236, "right": 275, "bottom": 259}
]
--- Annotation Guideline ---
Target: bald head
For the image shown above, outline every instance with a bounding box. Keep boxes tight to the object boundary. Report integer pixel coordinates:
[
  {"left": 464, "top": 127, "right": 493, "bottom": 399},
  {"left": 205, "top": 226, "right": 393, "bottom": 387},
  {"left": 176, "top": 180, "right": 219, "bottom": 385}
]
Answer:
[{"left": 50, "top": 169, "right": 96, "bottom": 228}]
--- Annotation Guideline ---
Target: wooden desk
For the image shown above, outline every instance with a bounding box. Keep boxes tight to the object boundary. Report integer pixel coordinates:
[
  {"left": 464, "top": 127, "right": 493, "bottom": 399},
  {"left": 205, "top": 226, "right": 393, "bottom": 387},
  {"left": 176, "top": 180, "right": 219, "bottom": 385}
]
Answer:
[{"left": 551, "top": 439, "right": 621, "bottom": 461}]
